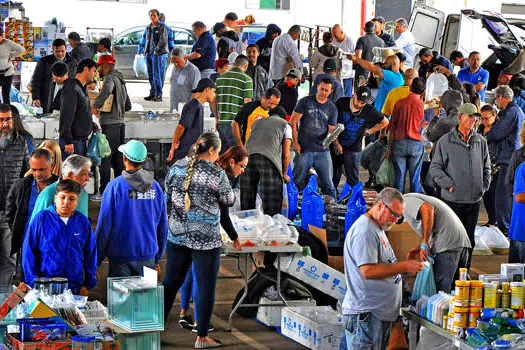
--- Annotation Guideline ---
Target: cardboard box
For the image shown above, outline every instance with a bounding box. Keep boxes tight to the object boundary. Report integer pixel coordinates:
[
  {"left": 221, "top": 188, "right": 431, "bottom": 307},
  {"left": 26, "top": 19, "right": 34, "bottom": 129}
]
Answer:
[
  {"left": 281, "top": 306, "right": 342, "bottom": 349},
  {"left": 277, "top": 253, "right": 347, "bottom": 301},
  {"left": 5, "top": 333, "right": 72, "bottom": 350},
  {"left": 328, "top": 256, "right": 344, "bottom": 273},
  {"left": 501, "top": 264, "right": 525, "bottom": 282},
  {"left": 88, "top": 91, "right": 113, "bottom": 113},
  {"left": 385, "top": 222, "right": 421, "bottom": 262},
  {"left": 256, "top": 297, "right": 316, "bottom": 327}
]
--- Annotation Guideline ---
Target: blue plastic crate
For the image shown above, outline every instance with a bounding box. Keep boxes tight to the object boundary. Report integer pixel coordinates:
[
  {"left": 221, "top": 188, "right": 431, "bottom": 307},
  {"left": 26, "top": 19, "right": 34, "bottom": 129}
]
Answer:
[
  {"left": 17, "top": 318, "right": 67, "bottom": 342},
  {"left": 117, "top": 331, "right": 160, "bottom": 350},
  {"left": 107, "top": 277, "right": 163, "bottom": 331}
]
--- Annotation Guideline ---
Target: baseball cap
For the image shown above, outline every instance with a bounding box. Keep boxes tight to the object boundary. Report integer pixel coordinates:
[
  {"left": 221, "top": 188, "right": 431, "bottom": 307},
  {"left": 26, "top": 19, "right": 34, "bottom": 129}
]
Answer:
[
  {"left": 97, "top": 55, "right": 116, "bottom": 65},
  {"left": 286, "top": 68, "right": 301, "bottom": 80},
  {"left": 373, "top": 16, "right": 386, "bottom": 24},
  {"left": 212, "top": 22, "right": 226, "bottom": 35},
  {"left": 323, "top": 58, "right": 337, "bottom": 73},
  {"left": 364, "top": 21, "right": 375, "bottom": 33},
  {"left": 356, "top": 86, "right": 372, "bottom": 103},
  {"left": 191, "top": 78, "right": 216, "bottom": 93},
  {"left": 458, "top": 103, "right": 479, "bottom": 116},
  {"left": 118, "top": 140, "right": 147, "bottom": 163}
]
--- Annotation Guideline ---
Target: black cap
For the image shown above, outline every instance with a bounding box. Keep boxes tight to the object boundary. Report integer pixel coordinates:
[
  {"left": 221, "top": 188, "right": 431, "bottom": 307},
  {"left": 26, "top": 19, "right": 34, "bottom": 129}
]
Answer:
[
  {"left": 323, "top": 58, "right": 337, "bottom": 72},
  {"left": 212, "top": 22, "right": 226, "bottom": 35},
  {"left": 67, "top": 31, "right": 81, "bottom": 41},
  {"left": 364, "top": 21, "right": 375, "bottom": 33},
  {"left": 191, "top": 78, "right": 216, "bottom": 93},
  {"left": 356, "top": 86, "right": 372, "bottom": 103},
  {"left": 373, "top": 16, "right": 386, "bottom": 24}
]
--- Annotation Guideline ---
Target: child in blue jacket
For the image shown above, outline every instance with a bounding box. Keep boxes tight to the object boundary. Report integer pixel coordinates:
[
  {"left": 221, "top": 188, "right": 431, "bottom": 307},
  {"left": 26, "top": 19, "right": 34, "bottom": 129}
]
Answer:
[{"left": 23, "top": 179, "right": 97, "bottom": 295}]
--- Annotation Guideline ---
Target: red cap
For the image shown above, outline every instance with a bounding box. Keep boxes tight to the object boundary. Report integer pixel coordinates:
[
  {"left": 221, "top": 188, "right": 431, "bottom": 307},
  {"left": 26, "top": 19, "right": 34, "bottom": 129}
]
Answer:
[
  {"left": 215, "top": 58, "right": 229, "bottom": 69},
  {"left": 97, "top": 55, "right": 116, "bottom": 65}
]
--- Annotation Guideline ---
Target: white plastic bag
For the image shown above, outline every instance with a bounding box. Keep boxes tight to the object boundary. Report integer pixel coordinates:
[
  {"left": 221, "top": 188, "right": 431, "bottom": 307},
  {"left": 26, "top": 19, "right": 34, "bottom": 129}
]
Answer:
[
  {"left": 133, "top": 54, "right": 148, "bottom": 79},
  {"left": 340, "top": 57, "right": 354, "bottom": 79},
  {"left": 475, "top": 225, "right": 510, "bottom": 254},
  {"left": 425, "top": 72, "right": 449, "bottom": 102},
  {"left": 473, "top": 228, "right": 494, "bottom": 256}
]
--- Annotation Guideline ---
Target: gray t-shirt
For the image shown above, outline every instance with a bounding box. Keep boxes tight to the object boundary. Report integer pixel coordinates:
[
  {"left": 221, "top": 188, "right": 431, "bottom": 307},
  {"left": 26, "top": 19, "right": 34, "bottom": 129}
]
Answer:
[
  {"left": 342, "top": 215, "right": 402, "bottom": 321},
  {"left": 403, "top": 193, "right": 471, "bottom": 254}
]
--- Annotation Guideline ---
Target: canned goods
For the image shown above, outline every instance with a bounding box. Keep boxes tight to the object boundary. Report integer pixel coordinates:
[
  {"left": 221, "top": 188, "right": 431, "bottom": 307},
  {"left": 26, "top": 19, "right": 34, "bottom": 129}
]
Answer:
[
  {"left": 468, "top": 308, "right": 481, "bottom": 328},
  {"left": 459, "top": 268, "right": 468, "bottom": 281},
  {"left": 484, "top": 283, "right": 498, "bottom": 308},
  {"left": 455, "top": 280, "right": 470, "bottom": 307},
  {"left": 501, "top": 292, "right": 511, "bottom": 309},
  {"left": 447, "top": 312, "right": 455, "bottom": 333},
  {"left": 502, "top": 282, "right": 510, "bottom": 293},
  {"left": 443, "top": 315, "right": 448, "bottom": 329},
  {"left": 469, "top": 280, "right": 483, "bottom": 308},
  {"left": 453, "top": 307, "right": 468, "bottom": 328},
  {"left": 511, "top": 282, "right": 525, "bottom": 309}
]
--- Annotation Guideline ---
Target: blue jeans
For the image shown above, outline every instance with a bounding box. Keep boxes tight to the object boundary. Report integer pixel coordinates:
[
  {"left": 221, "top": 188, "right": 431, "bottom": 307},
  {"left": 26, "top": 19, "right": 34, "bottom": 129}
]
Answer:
[
  {"left": 146, "top": 53, "right": 168, "bottom": 97},
  {"left": 200, "top": 69, "right": 215, "bottom": 80},
  {"left": 108, "top": 258, "right": 156, "bottom": 278},
  {"left": 59, "top": 138, "right": 87, "bottom": 161},
  {"left": 433, "top": 247, "right": 469, "bottom": 293},
  {"left": 495, "top": 165, "right": 511, "bottom": 234},
  {"left": 293, "top": 151, "right": 337, "bottom": 198},
  {"left": 180, "top": 264, "right": 198, "bottom": 320},
  {"left": 340, "top": 313, "right": 393, "bottom": 350},
  {"left": 343, "top": 78, "right": 353, "bottom": 97},
  {"left": 392, "top": 139, "right": 424, "bottom": 193},
  {"left": 217, "top": 123, "right": 237, "bottom": 153},
  {"left": 163, "top": 242, "right": 220, "bottom": 337},
  {"left": 343, "top": 150, "right": 362, "bottom": 187}
]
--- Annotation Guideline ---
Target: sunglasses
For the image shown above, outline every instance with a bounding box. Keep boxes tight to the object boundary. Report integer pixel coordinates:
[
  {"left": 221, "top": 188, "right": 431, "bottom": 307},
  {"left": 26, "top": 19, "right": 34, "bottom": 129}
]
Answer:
[{"left": 384, "top": 202, "right": 404, "bottom": 224}]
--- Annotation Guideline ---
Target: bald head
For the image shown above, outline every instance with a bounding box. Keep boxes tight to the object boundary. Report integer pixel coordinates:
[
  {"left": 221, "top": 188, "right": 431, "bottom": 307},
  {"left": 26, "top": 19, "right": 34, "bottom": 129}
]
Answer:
[
  {"left": 403, "top": 68, "right": 418, "bottom": 85},
  {"left": 332, "top": 24, "right": 344, "bottom": 42},
  {"left": 384, "top": 55, "right": 400, "bottom": 72}
]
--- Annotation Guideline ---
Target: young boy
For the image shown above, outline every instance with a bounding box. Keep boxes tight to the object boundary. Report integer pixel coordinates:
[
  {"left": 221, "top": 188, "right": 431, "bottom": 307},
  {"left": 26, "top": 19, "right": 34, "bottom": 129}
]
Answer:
[
  {"left": 277, "top": 68, "right": 300, "bottom": 122},
  {"left": 23, "top": 179, "right": 97, "bottom": 296}
]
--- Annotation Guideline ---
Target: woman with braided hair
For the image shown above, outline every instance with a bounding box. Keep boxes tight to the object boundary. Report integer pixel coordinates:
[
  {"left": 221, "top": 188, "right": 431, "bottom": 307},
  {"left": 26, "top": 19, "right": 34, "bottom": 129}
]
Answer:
[{"left": 163, "top": 132, "right": 235, "bottom": 349}]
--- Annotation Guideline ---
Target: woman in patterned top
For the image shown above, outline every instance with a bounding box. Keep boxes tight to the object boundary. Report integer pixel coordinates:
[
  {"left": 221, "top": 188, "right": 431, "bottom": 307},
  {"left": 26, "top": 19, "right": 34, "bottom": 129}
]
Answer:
[{"left": 163, "top": 132, "right": 234, "bottom": 349}]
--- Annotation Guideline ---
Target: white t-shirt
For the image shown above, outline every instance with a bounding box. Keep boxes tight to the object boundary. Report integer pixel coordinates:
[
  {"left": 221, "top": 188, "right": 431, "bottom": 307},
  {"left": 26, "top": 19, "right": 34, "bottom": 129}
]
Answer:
[{"left": 60, "top": 216, "right": 69, "bottom": 225}]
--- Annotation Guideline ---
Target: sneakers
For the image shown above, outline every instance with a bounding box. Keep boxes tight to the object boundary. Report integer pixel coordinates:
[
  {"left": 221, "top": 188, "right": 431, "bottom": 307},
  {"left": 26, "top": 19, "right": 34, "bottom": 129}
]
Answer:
[
  {"left": 89, "top": 193, "right": 102, "bottom": 201},
  {"left": 194, "top": 339, "right": 221, "bottom": 349},
  {"left": 179, "top": 314, "right": 194, "bottom": 329},
  {"left": 192, "top": 322, "right": 214, "bottom": 333},
  {"left": 144, "top": 95, "right": 155, "bottom": 101},
  {"left": 153, "top": 96, "right": 163, "bottom": 102}
]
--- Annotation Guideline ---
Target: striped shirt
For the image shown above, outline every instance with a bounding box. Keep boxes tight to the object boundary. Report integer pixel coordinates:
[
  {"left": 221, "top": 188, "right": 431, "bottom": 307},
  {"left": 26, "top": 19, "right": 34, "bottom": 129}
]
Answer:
[{"left": 216, "top": 67, "right": 254, "bottom": 124}]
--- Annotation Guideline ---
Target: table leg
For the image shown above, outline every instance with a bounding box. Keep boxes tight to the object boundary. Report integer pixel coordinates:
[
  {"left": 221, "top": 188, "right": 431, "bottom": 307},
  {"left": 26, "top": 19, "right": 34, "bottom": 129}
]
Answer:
[
  {"left": 228, "top": 253, "right": 251, "bottom": 331},
  {"left": 276, "top": 254, "right": 288, "bottom": 306},
  {"left": 408, "top": 318, "right": 418, "bottom": 350}
]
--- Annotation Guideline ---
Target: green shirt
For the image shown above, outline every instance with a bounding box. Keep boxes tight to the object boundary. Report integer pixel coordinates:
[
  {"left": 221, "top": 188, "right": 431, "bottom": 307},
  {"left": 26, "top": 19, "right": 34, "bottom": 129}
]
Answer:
[
  {"left": 216, "top": 67, "right": 254, "bottom": 124},
  {"left": 31, "top": 181, "right": 89, "bottom": 222}
]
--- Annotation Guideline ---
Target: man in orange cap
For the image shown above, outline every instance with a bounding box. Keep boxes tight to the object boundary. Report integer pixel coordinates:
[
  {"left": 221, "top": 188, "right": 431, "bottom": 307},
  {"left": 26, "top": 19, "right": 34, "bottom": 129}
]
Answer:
[{"left": 94, "top": 55, "right": 132, "bottom": 196}]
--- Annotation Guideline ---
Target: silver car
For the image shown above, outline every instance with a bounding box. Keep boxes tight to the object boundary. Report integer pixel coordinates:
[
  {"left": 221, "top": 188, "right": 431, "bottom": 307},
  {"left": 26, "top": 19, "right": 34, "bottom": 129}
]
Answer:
[{"left": 113, "top": 24, "right": 195, "bottom": 79}]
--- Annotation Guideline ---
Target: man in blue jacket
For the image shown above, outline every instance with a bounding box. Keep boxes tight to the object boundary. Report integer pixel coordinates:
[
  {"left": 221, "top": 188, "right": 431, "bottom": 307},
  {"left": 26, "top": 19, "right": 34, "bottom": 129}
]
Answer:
[
  {"left": 96, "top": 140, "right": 168, "bottom": 277},
  {"left": 23, "top": 179, "right": 97, "bottom": 295}
]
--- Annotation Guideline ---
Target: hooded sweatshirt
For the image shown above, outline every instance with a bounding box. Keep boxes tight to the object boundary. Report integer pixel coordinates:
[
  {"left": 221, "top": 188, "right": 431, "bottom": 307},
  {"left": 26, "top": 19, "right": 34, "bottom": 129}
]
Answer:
[
  {"left": 426, "top": 89, "right": 463, "bottom": 143},
  {"left": 256, "top": 24, "right": 282, "bottom": 73},
  {"left": 94, "top": 69, "right": 132, "bottom": 125},
  {"left": 217, "top": 31, "right": 243, "bottom": 59},
  {"left": 95, "top": 169, "right": 168, "bottom": 265}
]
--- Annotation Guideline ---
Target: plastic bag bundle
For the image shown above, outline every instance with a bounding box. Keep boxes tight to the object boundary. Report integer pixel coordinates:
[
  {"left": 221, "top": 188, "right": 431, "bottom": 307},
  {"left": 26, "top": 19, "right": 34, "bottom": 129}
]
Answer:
[
  {"left": 286, "top": 166, "right": 299, "bottom": 220},
  {"left": 344, "top": 182, "right": 367, "bottom": 237},
  {"left": 425, "top": 72, "right": 449, "bottom": 102},
  {"left": 301, "top": 174, "right": 325, "bottom": 231},
  {"left": 411, "top": 258, "right": 436, "bottom": 302},
  {"left": 475, "top": 226, "right": 509, "bottom": 255},
  {"left": 97, "top": 132, "right": 111, "bottom": 158},
  {"left": 376, "top": 159, "right": 395, "bottom": 187},
  {"left": 133, "top": 54, "right": 148, "bottom": 79},
  {"left": 86, "top": 132, "right": 100, "bottom": 165}
]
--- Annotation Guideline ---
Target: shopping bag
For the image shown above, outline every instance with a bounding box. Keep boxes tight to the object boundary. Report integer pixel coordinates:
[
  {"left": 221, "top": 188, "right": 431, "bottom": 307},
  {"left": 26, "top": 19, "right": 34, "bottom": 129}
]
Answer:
[
  {"left": 133, "top": 54, "right": 148, "bottom": 79},
  {"left": 376, "top": 158, "right": 395, "bottom": 187},
  {"left": 87, "top": 132, "right": 100, "bottom": 165},
  {"left": 97, "top": 132, "right": 112, "bottom": 158},
  {"left": 344, "top": 182, "right": 367, "bottom": 236},
  {"left": 338, "top": 182, "right": 352, "bottom": 204},
  {"left": 301, "top": 174, "right": 325, "bottom": 231},
  {"left": 360, "top": 139, "right": 388, "bottom": 174},
  {"left": 411, "top": 256, "right": 437, "bottom": 301},
  {"left": 286, "top": 166, "right": 299, "bottom": 220}
]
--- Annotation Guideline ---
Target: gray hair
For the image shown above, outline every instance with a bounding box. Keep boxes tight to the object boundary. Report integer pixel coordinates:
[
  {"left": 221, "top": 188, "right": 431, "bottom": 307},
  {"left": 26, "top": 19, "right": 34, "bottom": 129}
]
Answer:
[
  {"left": 288, "top": 25, "right": 301, "bottom": 35},
  {"left": 30, "top": 148, "right": 52, "bottom": 165},
  {"left": 375, "top": 187, "right": 404, "bottom": 206},
  {"left": 495, "top": 85, "right": 514, "bottom": 100},
  {"left": 395, "top": 18, "right": 408, "bottom": 27},
  {"left": 62, "top": 155, "right": 91, "bottom": 177},
  {"left": 171, "top": 47, "right": 185, "bottom": 58}
]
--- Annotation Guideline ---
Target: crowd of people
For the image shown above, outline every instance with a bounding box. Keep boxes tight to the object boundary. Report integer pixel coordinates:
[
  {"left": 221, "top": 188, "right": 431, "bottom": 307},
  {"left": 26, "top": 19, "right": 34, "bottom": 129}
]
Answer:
[{"left": 2, "top": 7, "right": 525, "bottom": 349}]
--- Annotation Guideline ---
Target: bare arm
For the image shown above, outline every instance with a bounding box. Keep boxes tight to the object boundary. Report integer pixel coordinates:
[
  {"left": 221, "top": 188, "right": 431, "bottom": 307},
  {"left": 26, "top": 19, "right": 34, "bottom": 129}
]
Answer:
[
  {"left": 167, "top": 124, "right": 186, "bottom": 161},
  {"left": 291, "top": 111, "right": 303, "bottom": 154},
  {"left": 212, "top": 100, "right": 219, "bottom": 128},
  {"left": 368, "top": 117, "right": 389, "bottom": 135},
  {"left": 360, "top": 261, "right": 422, "bottom": 280},
  {"left": 348, "top": 54, "right": 383, "bottom": 79},
  {"left": 282, "top": 138, "right": 292, "bottom": 182},
  {"left": 517, "top": 192, "right": 525, "bottom": 204},
  {"left": 355, "top": 50, "right": 363, "bottom": 59},
  {"left": 185, "top": 52, "right": 202, "bottom": 60},
  {"left": 474, "top": 82, "right": 485, "bottom": 92},
  {"left": 243, "top": 97, "right": 252, "bottom": 104},
  {"left": 419, "top": 203, "right": 434, "bottom": 246},
  {"left": 232, "top": 121, "right": 243, "bottom": 147}
]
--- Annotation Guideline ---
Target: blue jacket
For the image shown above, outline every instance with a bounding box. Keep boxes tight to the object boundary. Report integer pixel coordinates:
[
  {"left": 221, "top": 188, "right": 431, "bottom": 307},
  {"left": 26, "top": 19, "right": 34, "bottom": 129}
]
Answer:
[
  {"left": 487, "top": 100, "right": 522, "bottom": 164},
  {"left": 95, "top": 170, "right": 168, "bottom": 265},
  {"left": 22, "top": 206, "right": 97, "bottom": 292}
]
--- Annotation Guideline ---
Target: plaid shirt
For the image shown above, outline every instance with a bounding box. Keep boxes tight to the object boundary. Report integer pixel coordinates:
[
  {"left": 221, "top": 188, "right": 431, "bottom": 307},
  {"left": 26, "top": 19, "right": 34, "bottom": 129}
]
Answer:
[{"left": 216, "top": 67, "right": 254, "bottom": 124}]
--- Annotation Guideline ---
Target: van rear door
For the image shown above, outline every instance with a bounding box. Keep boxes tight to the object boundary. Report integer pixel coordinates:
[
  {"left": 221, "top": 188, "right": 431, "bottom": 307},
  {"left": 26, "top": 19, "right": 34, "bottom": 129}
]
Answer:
[{"left": 408, "top": 4, "right": 445, "bottom": 54}]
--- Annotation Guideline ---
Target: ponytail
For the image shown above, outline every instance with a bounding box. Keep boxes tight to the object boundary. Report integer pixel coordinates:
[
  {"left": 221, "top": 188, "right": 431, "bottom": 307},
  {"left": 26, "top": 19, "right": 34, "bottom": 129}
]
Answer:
[{"left": 184, "top": 142, "right": 200, "bottom": 211}]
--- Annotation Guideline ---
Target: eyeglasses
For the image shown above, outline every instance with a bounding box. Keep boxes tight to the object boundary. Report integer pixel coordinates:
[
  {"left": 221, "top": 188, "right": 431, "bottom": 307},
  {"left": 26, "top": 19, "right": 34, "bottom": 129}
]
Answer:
[
  {"left": 0, "top": 117, "right": 12, "bottom": 124},
  {"left": 481, "top": 117, "right": 494, "bottom": 121},
  {"left": 238, "top": 163, "right": 247, "bottom": 170},
  {"left": 384, "top": 202, "right": 404, "bottom": 224}
]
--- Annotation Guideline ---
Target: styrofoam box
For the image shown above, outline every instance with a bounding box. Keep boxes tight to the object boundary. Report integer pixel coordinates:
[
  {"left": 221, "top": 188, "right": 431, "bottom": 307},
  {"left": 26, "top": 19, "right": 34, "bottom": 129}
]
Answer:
[
  {"left": 256, "top": 297, "right": 316, "bottom": 327},
  {"left": 281, "top": 306, "right": 343, "bottom": 350},
  {"left": 501, "top": 263, "right": 525, "bottom": 282},
  {"left": 276, "top": 253, "right": 347, "bottom": 301}
]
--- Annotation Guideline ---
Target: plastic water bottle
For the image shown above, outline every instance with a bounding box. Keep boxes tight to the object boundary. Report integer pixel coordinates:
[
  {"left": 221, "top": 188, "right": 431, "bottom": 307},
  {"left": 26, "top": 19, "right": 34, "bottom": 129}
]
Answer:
[{"left": 294, "top": 213, "right": 301, "bottom": 227}]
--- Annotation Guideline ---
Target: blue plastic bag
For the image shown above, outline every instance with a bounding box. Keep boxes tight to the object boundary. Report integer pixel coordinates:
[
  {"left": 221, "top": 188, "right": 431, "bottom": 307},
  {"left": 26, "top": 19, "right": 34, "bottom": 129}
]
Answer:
[
  {"left": 301, "top": 174, "right": 325, "bottom": 231},
  {"left": 338, "top": 182, "right": 351, "bottom": 203},
  {"left": 87, "top": 132, "right": 100, "bottom": 166},
  {"left": 133, "top": 54, "right": 148, "bottom": 79},
  {"left": 286, "top": 166, "right": 299, "bottom": 220},
  {"left": 411, "top": 256, "right": 437, "bottom": 301},
  {"left": 344, "top": 182, "right": 367, "bottom": 236}
]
